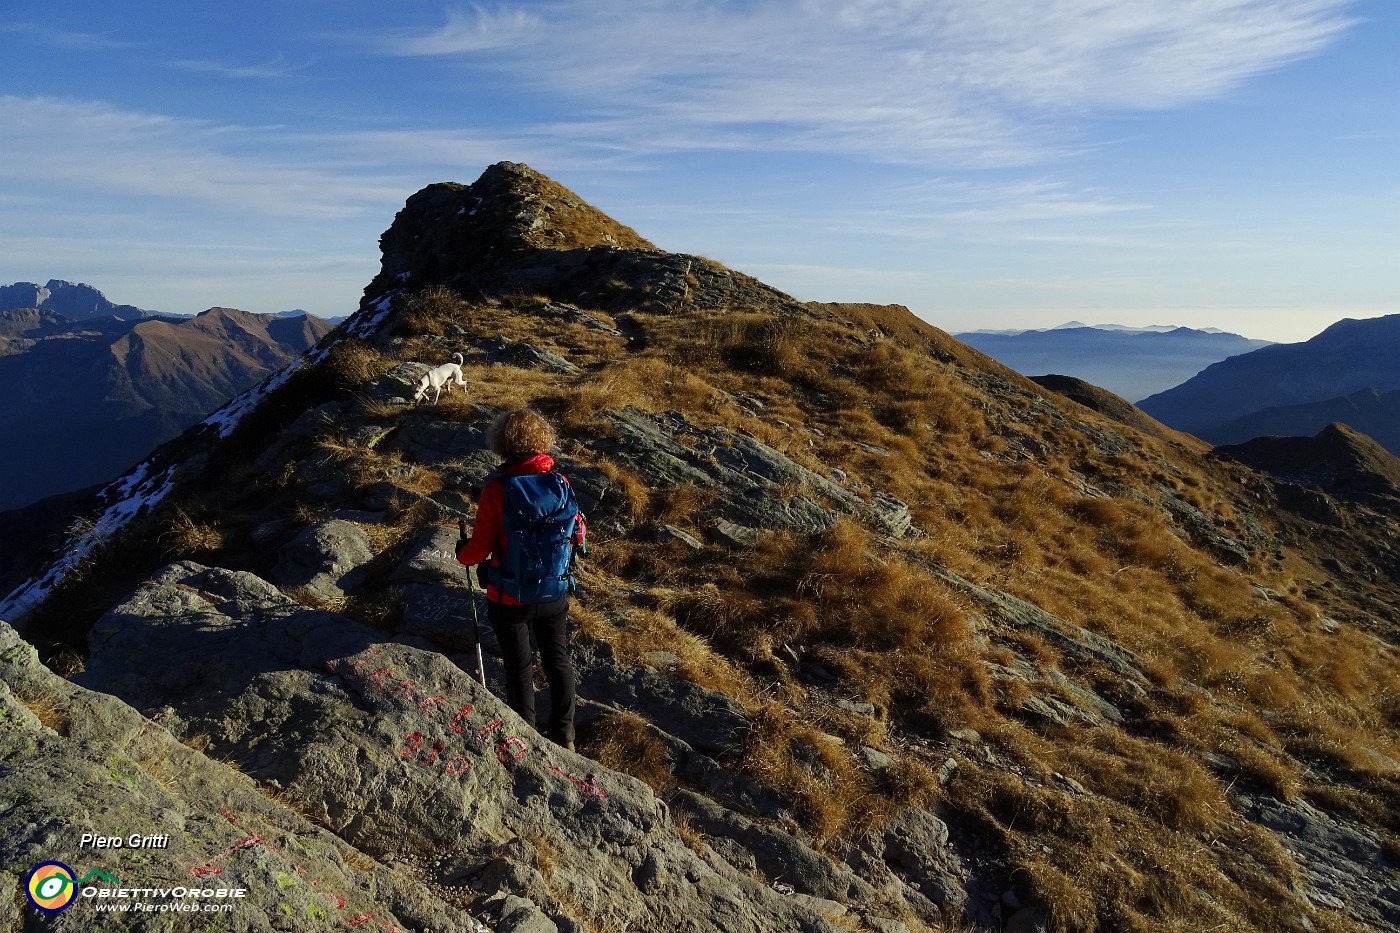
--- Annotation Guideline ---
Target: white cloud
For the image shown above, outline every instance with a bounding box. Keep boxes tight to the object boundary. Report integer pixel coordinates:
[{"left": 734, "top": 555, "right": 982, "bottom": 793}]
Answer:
[
  {"left": 168, "top": 55, "right": 310, "bottom": 80},
  {"left": 0, "top": 96, "right": 406, "bottom": 218},
  {"left": 378, "top": 0, "right": 1356, "bottom": 165},
  {"left": 0, "top": 22, "right": 130, "bottom": 50},
  {"left": 379, "top": 6, "right": 541, "bottom": 56}
]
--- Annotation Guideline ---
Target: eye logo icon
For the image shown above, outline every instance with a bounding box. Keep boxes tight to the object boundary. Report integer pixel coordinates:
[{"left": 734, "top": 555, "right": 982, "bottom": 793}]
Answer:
[{"left": 26, "top": 861, "right": 77, "bottom": 913}]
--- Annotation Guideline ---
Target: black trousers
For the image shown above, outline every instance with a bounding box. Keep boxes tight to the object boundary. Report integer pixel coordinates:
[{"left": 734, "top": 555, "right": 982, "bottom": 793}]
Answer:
[{"left": 487, "top": 596, "right": 575, "bottom": 745}]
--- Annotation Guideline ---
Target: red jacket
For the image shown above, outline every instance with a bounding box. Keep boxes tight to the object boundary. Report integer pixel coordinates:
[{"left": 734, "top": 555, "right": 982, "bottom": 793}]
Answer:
[{"left": 456, "top": 453, "right": 586, "bottom": 604}]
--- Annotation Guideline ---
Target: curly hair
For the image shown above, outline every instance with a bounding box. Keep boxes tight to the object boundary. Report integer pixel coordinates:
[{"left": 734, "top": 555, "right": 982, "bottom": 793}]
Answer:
[{"left": 486, "top": 408, "right": 556, "bottom": 458}]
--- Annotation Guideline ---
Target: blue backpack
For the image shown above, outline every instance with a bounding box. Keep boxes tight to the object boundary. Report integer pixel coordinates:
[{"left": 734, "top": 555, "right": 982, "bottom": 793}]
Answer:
[{"left": 487, "top": 470, "right": 582, "bottom": 604}]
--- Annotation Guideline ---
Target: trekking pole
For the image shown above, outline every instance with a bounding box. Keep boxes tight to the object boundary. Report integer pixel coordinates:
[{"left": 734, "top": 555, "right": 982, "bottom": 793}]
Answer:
[
  {"left": 460, "top": 519, "right": 488, "bottom": 687},
  {"left": 467, "top": 574, "right": 488, "bottom": 687}
]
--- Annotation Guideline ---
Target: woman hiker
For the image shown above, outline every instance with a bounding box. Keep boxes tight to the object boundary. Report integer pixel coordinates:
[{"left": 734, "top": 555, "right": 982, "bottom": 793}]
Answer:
[{"left": 457, "top": 408, "right": 585, "bottom": 751}]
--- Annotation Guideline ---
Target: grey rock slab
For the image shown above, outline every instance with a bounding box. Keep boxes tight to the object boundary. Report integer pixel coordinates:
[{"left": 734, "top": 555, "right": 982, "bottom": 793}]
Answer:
[
  {"left": 876, "top": 807, "right": 968, "bottom": 912},
  {"left": 401, "top": 581, "right": 495, "bottom": 654},
  {"left": 1237, "top": 793, "right": 1400, "bottom": 932},
  {"left": 654, "top": 524, "right": 704, "bottom": 551},
  {"left": 597, "top": 407, "right": 911, "bottom": 538},
  {"left": 391, "top": 524, "right": 473, "bottom": 586},
  {"left": 1, "top": 621, "right": 474, "bottom": 933},
  {"left": 369, "top": 362, "right": 431, "bottom": 402},
  {"left": 74, "top": 562, "right": 845, "bottom": 933},
  {"left": 536, "top": 302, "right": 624, "bottom": 337},
  {"left": 477, "top": 337, "right": 580, "bottom": 375},
  {"left": 670, "top": 789, "right": 877, "bottom": 904},
  {"left": 932, "top": 563, "right": 1147, "bottom": 686},
  {"left": 387, "top": 413, "right": 492, "bottom": 467},
  {"left": 709, "top": 519, "right": 761, "bottom": 549},
  {"left": 574, "top": 638, "right": 750, "bottom": 758},
  {"left": 271, "top": 519, "right": 374, "bottom": 600}
]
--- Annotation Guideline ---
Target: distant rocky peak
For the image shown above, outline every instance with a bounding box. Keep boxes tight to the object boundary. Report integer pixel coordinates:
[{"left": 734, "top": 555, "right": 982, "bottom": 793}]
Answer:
[{"left": 0, "top": 279, "right": 152, "bottom": 321}]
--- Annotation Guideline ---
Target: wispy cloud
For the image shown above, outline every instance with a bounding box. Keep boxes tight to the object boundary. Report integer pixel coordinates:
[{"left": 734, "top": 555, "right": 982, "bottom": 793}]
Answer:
[
  {"left": 375, "top": 0, "right": 1357, "bottom": 166},
  {"left": 0, "top": 22, "right": 130, "bottom": 51},
  {"left": 168, "top": 55, "right": 311, "bottom": 80},
  {"left": 0, "top": 96, "right": 406, "bottom": 218},
  {"left": 379, "top": 6, "right": 541, "bottom": 56}
]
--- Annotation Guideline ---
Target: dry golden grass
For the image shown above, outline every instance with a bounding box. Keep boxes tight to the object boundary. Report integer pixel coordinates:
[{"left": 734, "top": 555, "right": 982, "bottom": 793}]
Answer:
[
  {"left": 180, "top": 732, "right": 213, "bottom": 753},
  {"left": 317, "top": 340, "right": 394, "bottom": 391},
  {"left": 944, "top": 737, "right": 1323, "bottom": 933},
  {"left": 582, "top": 711, "right": 674, "bottom": 791},
  {"left": 739, "top": 704, "right": 869, "bottom": 844},
  {"left": 395, "top": 285, "right": 472, "bottom": 336},
  {"left": 14, "top": 691, "right": 70, "bottom": 735},
  {"left": 667, "top": 808, "right": 710, "bottom": 856},
  {"left": 41, "top": 278, "right": 1399, "bottom": 933},
  {"left": 158, "top": 505, "right": 226, "bottom": 558}
]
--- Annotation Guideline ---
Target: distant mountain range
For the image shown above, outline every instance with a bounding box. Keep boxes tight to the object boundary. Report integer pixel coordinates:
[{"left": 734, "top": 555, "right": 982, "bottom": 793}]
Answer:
[
  {"left": 966, "top": 320, "right": 1235, "bottom": 336},
  {"left": 0, "top": 280, "right": 347, "bottom": 324},
  {"left": 955, "top": 323, "right": 1273, "bottom": 402},
  {"left": 0, "top": 297, "right": 335, "bottom": 510},
  {"left": 0, "top": 279, "right": 153, "bottom": 321},
  {"left": 1139, "top": 314, "right": 1400, "bottom": 456}
]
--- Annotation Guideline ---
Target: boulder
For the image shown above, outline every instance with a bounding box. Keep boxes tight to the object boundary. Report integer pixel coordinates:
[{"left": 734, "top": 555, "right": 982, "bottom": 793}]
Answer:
[
  {"left": 574, "top": 637, "right": 750, "bottom": 758},
  {"left": 272, "top": 519, "right": 375, "bottom": 600},
  {"left": 596, "top": 407, "right": 911, "bottom": 538},
  {"left": 391, "top": 524, "right": 474, "bottom": 586},
  {"left": 1, "top": 620, "right": 476, "bottom": 932},
  {"left": 72, "top": 562, "right": 847, "bottom": 933},
  {"left": 478, "top": 337, "right": 581, "bottom": 375}
]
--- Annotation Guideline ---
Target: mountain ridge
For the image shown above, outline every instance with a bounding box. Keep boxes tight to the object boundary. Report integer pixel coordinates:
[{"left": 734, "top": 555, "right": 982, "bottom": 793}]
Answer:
[
  {"left": 0, "top": 278, "right": 154, "bottom": 320},
  {"left": 0, "top": 304, "right": 336, "bottom": 511},
  {"left": 1139, "top": 313, "right": 1400, "bottom": 440},
  {"left": 2, "top": 162, "right": 1397, "bottom": 933},
  {"left": 955, "top": 324, "right": 1273, "bottom": 402}
]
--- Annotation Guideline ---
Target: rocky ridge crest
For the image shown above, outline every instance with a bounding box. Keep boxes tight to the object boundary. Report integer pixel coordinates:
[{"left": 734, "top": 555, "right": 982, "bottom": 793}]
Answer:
[{"left": 2, "top": 163, "right": 1398, "bottom": 933}]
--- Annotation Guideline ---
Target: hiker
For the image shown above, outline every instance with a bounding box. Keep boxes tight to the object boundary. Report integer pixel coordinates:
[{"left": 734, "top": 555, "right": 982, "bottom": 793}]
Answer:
[{"left": 457, "top": 408, "right": 585, "bottom": 751}]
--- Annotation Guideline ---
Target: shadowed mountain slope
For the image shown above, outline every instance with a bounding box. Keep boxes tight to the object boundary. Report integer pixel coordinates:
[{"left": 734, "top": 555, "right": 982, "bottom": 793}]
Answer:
[
  {"left": 1215, "top": 423, "right": 1400, "bottom": 506},
  {"left": 2, "top": 163, "right": 1397, "bottom": 933},
  {"left": 1029, "top": 374, "right": 1185, "bottom": 443},
  {"left": 0, "top": 306, "right": 335, "bottom": 510},
  {"left": 1201, "top": 387, "right": 1400, "bottom": 455},
  {"left": 1139, "top": 314, "right": 1400, "bottom": 442}
]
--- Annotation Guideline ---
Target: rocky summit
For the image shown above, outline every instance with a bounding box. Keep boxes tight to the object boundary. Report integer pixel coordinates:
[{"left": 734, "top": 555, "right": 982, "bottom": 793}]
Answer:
[{"left": 2, "top": 163, "right": 1398, "bottom": 933}]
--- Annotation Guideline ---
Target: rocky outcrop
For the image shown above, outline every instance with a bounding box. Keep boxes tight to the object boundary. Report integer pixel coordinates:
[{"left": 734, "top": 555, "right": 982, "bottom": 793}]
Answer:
[
  {"left": 272, "top": 519, "right": 376, "bottom": 600},
  {"left": 1215, "top": 422, "right": 1400, "bottom": 507},
  {"left": 67, "top": 561, "right": 887, "bottom": 932},
  {"left": 593, "top": 407, "right": 911, "bottom": 539},
  {"left": 0, "top": 620, "right": 476, "bottom": 932},
  {"left": 357, "top": 162, "right": 807, "bottom": 320}
]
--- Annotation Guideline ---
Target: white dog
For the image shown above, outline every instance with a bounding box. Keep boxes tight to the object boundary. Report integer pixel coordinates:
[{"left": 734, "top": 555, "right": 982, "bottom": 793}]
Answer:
[{"left": 412, "top": 352, "right": 467, "bottom": 404}]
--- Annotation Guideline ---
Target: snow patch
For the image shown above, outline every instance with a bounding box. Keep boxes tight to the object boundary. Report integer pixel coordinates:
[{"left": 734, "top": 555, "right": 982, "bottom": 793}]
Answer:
[
  {"left": 202, "top": 358, "right": 305, "bottom": 439},
  {"left": 0, "top": 461, "right": 177, "bottom": 621}
]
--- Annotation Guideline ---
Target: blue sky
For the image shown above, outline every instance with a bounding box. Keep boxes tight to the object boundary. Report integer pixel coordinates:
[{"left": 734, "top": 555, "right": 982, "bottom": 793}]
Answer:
[{"left": 1, "top": 1, "right": 1394, "bottom": 343}]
